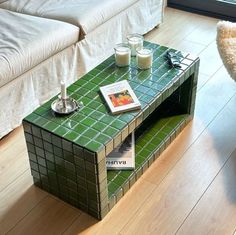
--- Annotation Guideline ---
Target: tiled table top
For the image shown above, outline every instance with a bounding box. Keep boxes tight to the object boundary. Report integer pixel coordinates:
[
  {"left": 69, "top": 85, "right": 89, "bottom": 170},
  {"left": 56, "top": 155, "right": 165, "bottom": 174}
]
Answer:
[{"left": 24, "top": 41, "right": 197, "bottom": 160}]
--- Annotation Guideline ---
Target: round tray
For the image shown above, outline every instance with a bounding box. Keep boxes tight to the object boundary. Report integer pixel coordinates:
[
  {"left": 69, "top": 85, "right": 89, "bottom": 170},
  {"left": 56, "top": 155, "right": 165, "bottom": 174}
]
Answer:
[{"left": 51, "top": 97, "right": 80, "bottom": 115}]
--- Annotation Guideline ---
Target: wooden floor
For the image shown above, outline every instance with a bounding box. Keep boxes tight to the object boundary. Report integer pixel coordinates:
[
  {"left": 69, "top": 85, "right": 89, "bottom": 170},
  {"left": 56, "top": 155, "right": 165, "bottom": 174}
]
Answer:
[{"left": 1, "top": 7, "right": 236, "bottom": 235}]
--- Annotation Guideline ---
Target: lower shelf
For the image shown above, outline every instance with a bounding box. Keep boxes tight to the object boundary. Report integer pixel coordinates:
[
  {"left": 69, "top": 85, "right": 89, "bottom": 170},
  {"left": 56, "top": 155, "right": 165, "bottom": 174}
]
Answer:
[{"left": 107, "top": 102, "right": 192, "bottom": 209}]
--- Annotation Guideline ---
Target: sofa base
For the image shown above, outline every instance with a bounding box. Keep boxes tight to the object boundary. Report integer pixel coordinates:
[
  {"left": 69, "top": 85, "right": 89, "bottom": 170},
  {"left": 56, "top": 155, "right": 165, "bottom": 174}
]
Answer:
[{"left": 76, "top": 0, "right": 164, "bottom": 77}]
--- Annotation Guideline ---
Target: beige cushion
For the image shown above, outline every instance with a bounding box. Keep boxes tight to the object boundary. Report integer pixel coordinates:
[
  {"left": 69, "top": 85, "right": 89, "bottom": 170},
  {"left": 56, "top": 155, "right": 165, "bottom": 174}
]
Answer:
[
  {"left": 217, "top": 21, "right": 236, "bottom": 81},
  {"left": 0, "top": 0, "right": 138, "bottom": 38},
  {"left": 0, "top": 9, "right": 79, "bottom": 88}
]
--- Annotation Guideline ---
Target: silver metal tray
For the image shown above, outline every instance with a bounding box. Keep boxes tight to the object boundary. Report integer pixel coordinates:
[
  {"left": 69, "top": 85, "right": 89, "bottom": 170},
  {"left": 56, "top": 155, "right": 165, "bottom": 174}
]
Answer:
[{"left": 51, "top": 97, "right": 80, "bottom": 115}]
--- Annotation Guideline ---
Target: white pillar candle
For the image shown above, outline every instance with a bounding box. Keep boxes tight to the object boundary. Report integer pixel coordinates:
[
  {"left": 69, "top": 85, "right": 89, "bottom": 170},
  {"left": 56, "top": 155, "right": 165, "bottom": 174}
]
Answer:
[
  {"left": 136, "top": 48, "right": 153, "bottom": 70},
  {"left": 61, "top": 81, "right": 67, "bottom": 99},
  {"left": 127, "top": 34, "right": 143, "bottom": 56},
  {"left": 115, "top": 44, "right": 131, "bottom": 67}
]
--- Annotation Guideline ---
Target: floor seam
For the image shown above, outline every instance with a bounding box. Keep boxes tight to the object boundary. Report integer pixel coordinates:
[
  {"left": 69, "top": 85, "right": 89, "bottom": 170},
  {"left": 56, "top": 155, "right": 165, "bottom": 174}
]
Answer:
[
  {"left": 0, "top": 168, "right": 29, "bottom": 194},
  {"left": 5, "top": 195, "right": 49, "bottom": 234},
  {"left": 174, "top": 147, "right": 236, "bottom": 235}
]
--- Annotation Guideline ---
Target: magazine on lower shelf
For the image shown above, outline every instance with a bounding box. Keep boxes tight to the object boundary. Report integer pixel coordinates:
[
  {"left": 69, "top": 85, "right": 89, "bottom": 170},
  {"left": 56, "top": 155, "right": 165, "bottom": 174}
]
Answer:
[
  {"left": 106, "top": 132, "right": 135, "bottom": 170},
  {"left": 100, "top": 80, "right": 141, "bottom": 114}
]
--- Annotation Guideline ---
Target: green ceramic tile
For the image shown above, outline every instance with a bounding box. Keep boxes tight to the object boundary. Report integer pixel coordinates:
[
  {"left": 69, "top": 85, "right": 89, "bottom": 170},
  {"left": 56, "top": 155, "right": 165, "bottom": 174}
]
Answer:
[
  {"left": 97, "top": 148, "right": 106, "bottom": 163},
  {"left": 100, "top": 116, "right": 115, "bottom": 125},
  {"left": 46, "top": 160, "right": 56, "bottom": 171},
  {"left": 67, "top": 84, "right": 80, "bottom": 92},
  {"left": 53, "top": 145, "right": 64, "bottom": 158},
  {"left": 75, "top": 136, "right": 90, "bottom": 146},
  {"left": 62, "top": 120, "right": 78, "bottom": 129},
  {"left": 135, "top": 155, "right": 146, "bottom": 165},
  {"left": 78, "top": 96, "right": 91, "bottom": 106},
  {"left": 85, "top": 140, "right": 103, "bottom": 153},
  {"left": 86, "top": 91, "right": 99, "bottom": 100},
  {"left": 64, "top": 131, "right": 79, "bottom": 142},
  {"left": 145, "top": 143, "right": 157, "bottom": 152},
  {"left": 107, "top": 171, "right": 119, "bottom": 181},
  {"left": 118, "top": 171, "right": 133, "bottom": 179},
  {"left": 113, "top": 133, "right": 122, "bottom": 148},
  {"left": 89, "top": 111, "right": 105, "bottom": 120},
  {"left": 76, "top": 87, "right": 90, "bottom": 96},
  {"left": 97, "top": 105, "right": 107, "bottom": 113},
  {"left": 92, "top": 122, "right": 107, "bottom": 132},
  {"left": 87, "top": 101, "right": 102, "bottom": 110},
  {"left": 90, "top": 76, "right": 103, "bottom": 85},
  {"left": 110, "top": 119, "right": 127, "bottom": 130},
  {"left": 93, "top": 95, "right": 103, "bottom": 103},
  {"left": 53, "top": 126, "right": 70, "bottom": 137},
  {"left": 112, "top": 175, "right": 127, "bottom": 187},
  {"left": 103, "top": 126, "right": 119, "bottom": 138},
  {"left": 32, "top": 126, "right": 42, "bottom": 138},
  {"left": 83, "top": 82, "right": 96, "bottom": 90},
  {"left": 95, "top": 133, "right": 111, "bottom": 144},
  {"left": 52, "top": 135, "right": 62, "bottom": 148},
  {"left": 43, "top": 141, "right": 53, "bottom": 153},
  {"left": 34, "top": 117, "right": 49, "bottom": 127},
  {"left": 98, "top": 79, "right": 112, "bottom": 87},
  {"left": 81, "top": 117, "right": 96, "bottom": 127},
  {"left": 62, "top": 139, "right": 73, "bottom": 152},
  {"left": 73, "top": 144, "right": 84, "bottom": 157},
  {"left": 83, "top": 129, "right": 99, "bottom": 139},
  {"left": 44, "top": 121, "right": 58, "bottom": 132},
  {"left": 108, "top": 182, "right": 120, "bottom": 195},
  {"left": 35, "top": 146, "right": 45, "bottom": 158},
  {"left": 73, "top": 123, "right": 87, "bottom": 134},
  {"left": 118, "top": 113, "right": 134, "bottom": 123},
  {"left": 70, "top": 93, "right": 81, "bottom": 102},
  {"left": 24, "top": 113, "right": 39, "bottom": 123},
  {"left": 63, "top": 150, "right": 74, "bottom": 163},
  {"left": 65, "top": 161, "right": 76, "bottom": 172},
  {"left": 81, "top": 107, "right": 95, "bottom": 116}
]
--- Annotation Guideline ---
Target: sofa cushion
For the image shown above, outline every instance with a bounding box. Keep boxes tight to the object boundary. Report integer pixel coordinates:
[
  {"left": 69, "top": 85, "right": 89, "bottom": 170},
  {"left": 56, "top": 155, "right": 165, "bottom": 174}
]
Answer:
[
  {"left": 0, "top": 9, "right": 79, "bottom": 88},
  {"left": 0, "top": 0, "right": 138, "bottom": 38}
]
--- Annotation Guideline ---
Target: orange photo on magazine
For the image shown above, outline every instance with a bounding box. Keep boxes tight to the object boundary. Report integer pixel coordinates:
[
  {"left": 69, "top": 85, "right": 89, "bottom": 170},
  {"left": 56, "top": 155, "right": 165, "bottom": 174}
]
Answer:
[{"left": 109, "top": 90, "right": 134, "bottom": 107}]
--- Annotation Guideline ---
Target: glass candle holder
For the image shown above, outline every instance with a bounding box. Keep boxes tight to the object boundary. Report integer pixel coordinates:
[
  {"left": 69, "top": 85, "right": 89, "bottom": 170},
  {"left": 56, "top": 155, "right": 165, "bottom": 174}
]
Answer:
[
  {"left": 114, "top": 43, "right": 131, "bottom": 67},
  {"left": 127, "top": 33, "right": 143, "bottom": 56},
  {"left": 136, "top": 48, "right": 153, "bottom": 70}
]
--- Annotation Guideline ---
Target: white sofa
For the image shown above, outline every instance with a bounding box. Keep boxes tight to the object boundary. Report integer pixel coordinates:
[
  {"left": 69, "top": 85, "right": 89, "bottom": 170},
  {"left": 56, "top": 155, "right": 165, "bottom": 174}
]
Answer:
[{"left": 0, "top": 0, "right": 164, "bottom": 138}]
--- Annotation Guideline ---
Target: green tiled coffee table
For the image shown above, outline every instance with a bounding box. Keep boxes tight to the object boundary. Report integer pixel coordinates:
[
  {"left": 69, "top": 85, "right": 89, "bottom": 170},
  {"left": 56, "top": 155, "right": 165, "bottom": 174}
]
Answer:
[{"left": 23, "top": 41, "right": 199, "bottom": 220}]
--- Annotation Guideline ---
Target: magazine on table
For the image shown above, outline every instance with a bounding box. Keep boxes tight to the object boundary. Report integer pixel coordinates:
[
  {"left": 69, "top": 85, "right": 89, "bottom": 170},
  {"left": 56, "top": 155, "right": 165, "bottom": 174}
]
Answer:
[
  {"left": 100, "top": 80, "right": 141, "bottom": 114},
  {"left": 106, "top": 132, "right": 135, "bottom": 170}
]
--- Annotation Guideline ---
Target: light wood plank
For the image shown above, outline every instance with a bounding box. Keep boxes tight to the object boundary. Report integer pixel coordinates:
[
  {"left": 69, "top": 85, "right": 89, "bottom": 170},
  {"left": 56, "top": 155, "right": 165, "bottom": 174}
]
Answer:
[
  {"left": 0, "top": 126, "right": 29, "bottom": 192},
  {"left": 0, "top": 170, "right": 48, "bottom": 234},
  {"left": 0, "top": 155, "right": 29, "bottom": 193},
  {"left": 120, "top": 94, "right": 236, "bottom": 234},
  {"left": 169, "top": 39, "right": 206, "bottom": 56},
  {"left": 198, "top": 42, "right": 223, "bottom": 76},
  {"left": 195, "top": 66, "right": 236, "bottom": 125},
  {"left": 0, "top": 126, "right": 23, "bottom": 152},
  {"left": 7, "top": 196, "right": 80, "bottom": 235},
  {"left": 145, "top": 8, "right": 201, "bottom": 47},
  {"left": 197, "top": 73, "right": 211, "bottom": 91},
  {"left": 176, "top": 149, "right": 236, "bottom": 235},
  {"left": 63, "top": 179, "right": 156, "bottom": 235},
  {"left": 185, "top": 17, "right": 218, "bottom": 46}
]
